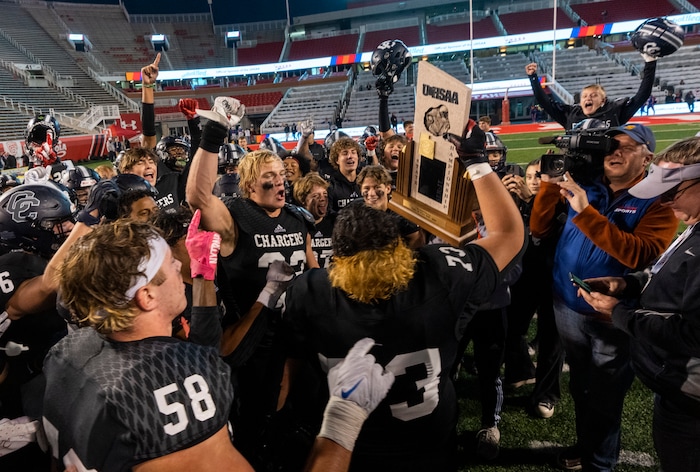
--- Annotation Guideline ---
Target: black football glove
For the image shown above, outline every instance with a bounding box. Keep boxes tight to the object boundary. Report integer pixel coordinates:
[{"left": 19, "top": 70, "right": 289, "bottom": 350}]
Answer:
[
  {"left": 76, "top": 178, "right": 120, "bottom": 225},
  {"left": 444, "top": 119, "right": 487, "bottom": 168}
]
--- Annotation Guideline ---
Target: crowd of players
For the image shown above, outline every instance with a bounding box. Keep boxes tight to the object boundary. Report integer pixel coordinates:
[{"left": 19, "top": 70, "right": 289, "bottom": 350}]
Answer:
[{"left": 0, "top": 18, "right": 698, "bottom": 472}]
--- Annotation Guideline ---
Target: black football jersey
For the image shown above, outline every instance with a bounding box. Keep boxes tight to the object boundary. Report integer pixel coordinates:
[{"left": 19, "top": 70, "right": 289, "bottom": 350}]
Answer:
[
  {"left": 42, "top": 328, "right": 233, "bottom": 472},
  {"left": 218, "top": 198, "right": 311, "bottom": 318},
  {"left": 310, "top": 213, "right": 336, "bottom": 269},
  {"left": 283, "top": 244, "right": 499, "bottom": 470},
  {"left": 327, "top": 173, "right": 360, "bottom": 213},
  {"left": 155, "top": 164, "right": 181, "bottom": 213},
  {"left": 0, "top": 252, "right": 67, "bottom": 419}
]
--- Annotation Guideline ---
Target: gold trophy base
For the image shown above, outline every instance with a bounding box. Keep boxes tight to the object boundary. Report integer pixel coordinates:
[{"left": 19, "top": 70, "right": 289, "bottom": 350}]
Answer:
[{"left": 388, "top": 193, "right": 477, "bottom": 247}]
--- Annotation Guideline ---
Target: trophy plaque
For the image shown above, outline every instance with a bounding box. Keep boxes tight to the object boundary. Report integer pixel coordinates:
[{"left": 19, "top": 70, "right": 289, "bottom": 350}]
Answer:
[{"left": 388, "top": 61, "right": 478, "bottom": 247}]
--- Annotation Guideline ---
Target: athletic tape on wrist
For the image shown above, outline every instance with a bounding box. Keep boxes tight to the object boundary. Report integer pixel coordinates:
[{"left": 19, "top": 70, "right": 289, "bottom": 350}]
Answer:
[
  {"left": 466, "top": 162, "right": 493, "bottom": 181},
  {"left": 318, "top": 396, "right": 368, "bottom": 451}
]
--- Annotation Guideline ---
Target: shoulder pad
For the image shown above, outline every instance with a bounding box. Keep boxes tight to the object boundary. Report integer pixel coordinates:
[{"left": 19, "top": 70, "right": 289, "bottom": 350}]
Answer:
[{"left": 285, "top": 203, "right": 315, "bottom": 231}]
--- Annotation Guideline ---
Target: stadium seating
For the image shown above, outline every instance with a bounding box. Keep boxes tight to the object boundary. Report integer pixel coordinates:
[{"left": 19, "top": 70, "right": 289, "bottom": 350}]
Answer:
[
  {"left": 570, "top": 0, "right": 679, "bottom": 25},
  {"left": 262, "top": 82, "right": 347, "bottom": 134},
  {"left": 499, "top": 8, "right": 577, "bottom": 35},
  {"left": 237, "top": 41, "right": 284, "bottom": 66},
  {"left": 426, "top": 20, "right": 499, "bottom": 43},
  {"left": 343, "top": 70, "right": 415, "bottom": 128},
  {"left": 288, "top": 33, "right": 360, "bottom": 61},
  {"left": 363, "top": 26, "right": 421, "bottom": 50}
]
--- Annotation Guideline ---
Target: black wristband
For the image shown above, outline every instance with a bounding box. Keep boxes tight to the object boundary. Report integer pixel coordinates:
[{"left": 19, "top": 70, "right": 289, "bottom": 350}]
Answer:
[
  {"left": 142, "top": 103, "right": 156, "bottom": 137},
  {"left": 379, "top": 96, "right": 391, "bottom": 132},
  {"left": 199, "top": 120, "right": 229, "bottom": 154}
]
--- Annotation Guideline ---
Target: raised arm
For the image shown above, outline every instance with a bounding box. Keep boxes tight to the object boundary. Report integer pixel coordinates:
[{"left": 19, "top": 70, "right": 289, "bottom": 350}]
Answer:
[
  {"left": 525, "top": 62, "right": 569, "bottom": 129},
  {"left": 186, "top": 118, "right": 238, "bottom": 257},
  {"left": 445, "top": 121, "right": 525, "bottom": 270},
  {"left": 140, "top": 53, "right": 160, "bottom": 150}
]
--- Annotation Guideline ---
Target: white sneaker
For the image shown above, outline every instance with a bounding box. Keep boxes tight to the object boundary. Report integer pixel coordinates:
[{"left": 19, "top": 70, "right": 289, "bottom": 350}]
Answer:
[
  {"left": 476, "top": 426, "right": 500, "bottom": 460},
  {"left": 536, "top": 401, "right": 555, "bottom": 419}
]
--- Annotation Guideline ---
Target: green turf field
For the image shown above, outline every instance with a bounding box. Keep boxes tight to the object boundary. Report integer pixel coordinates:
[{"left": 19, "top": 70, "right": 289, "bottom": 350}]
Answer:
[{"left": 504, "top": 122, "right": 700, "bottom": 166}]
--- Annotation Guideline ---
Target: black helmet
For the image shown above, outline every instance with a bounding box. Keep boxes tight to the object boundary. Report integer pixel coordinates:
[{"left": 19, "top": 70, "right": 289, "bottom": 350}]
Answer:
[
  {"left": 25, "top": 114, "right": 61, "bottom": 162},
  {"left": 484, "top": 132, "right": 508, "bottom": 172},
  {"left": 0, "top": 183, "right": 75, "bottom": 258},
  {"left": 114, "top": 173, "right": 157, "bottom": 197},
  {"left": 156, "top": 135, "right": 191, "bottom": 173},
  {"left": 259, "top": 136, "right": 288, "bottom": 158},
  {"left": 324, "top": 129, "right": 350, "bottom": 153},
  {"left": 218, "top": 143, "right": 247, "bottom": 174},
  {"left": 370, "top": 39, "right": 412, "bottom": 83},
  {"left": 63, "top": 165, "right": 100, "bottom": 191},
  {"left": 630, "top": 17, "right": 684, "bottom": 59}
]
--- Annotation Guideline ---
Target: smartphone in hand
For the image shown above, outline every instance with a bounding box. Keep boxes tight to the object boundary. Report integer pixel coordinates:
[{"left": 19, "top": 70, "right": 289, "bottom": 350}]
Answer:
[{"left": 569, "top": 272, "right": 592, "bottom": 293}]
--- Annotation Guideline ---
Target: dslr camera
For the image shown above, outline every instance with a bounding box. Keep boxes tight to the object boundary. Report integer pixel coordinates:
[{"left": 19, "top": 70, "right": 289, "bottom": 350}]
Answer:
[{"left": 539, "top": 120, "right": 618, "bottom": 180}]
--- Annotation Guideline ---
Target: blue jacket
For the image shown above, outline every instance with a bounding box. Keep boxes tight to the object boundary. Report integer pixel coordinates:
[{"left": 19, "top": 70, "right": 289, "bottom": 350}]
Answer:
[{"left": 552, "top": 178, "right": 658, "bottom": 314}]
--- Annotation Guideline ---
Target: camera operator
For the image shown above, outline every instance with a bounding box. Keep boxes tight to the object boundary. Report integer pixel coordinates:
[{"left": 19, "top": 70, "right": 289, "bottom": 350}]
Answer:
[
  {"left": 530, "top": 123, "right": 678, "bottom": 471},
  {"left": 525, "top": 57, "right": 655, "bottom": 130}
]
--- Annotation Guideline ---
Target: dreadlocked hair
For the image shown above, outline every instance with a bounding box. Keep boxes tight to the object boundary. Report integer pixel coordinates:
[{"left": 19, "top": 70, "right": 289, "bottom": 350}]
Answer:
[{"left": 328, "top": 238, "right": 416, "bottom": 303}]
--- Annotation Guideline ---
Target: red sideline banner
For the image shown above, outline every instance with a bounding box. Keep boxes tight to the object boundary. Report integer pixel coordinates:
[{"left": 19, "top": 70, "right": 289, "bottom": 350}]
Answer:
[{"left": 0, "top": 113, "right": 142, "bottom": 162}]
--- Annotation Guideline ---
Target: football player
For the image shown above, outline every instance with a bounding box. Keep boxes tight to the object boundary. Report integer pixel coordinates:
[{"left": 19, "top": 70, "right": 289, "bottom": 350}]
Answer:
[
  {"left": 186, "top": 109, "right": 319, "bottom": 466},
  {"left": 282, "top": 121, "right": 525, "bottom": 471},
  {"left": 42, "top": 219, "right": 392, "bottom": 472},
  {"left": 327, "top": 137, "right": 362, "bottom": 213},
  {"left": 357, "top": 165, "right": 424, "bottom": 249},
  {"left": 0, "top": 183, "right": 86, "bottom": 468},
  {"left": 294, "top": 172, "right": 335, "bottom": 269}
]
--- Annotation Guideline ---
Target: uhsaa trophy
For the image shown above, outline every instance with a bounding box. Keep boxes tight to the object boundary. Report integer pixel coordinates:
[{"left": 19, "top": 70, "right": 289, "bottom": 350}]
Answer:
[{"left": 388, "top": 61, "right": 478, "bottom": 246}]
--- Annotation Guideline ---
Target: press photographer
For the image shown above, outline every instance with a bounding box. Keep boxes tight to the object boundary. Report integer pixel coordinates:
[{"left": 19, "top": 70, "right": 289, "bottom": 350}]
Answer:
[{"left": 529, "top": 123, "right": 678, "bottom": 471}]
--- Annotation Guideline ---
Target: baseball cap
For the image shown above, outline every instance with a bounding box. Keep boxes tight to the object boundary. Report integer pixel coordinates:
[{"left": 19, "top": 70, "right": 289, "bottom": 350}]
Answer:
[
  {"left": 629, "top": 162, "right": 700, "bottom": 198},
  {"left": 605, "top": 124, "right": 656, "bottom": 152}
]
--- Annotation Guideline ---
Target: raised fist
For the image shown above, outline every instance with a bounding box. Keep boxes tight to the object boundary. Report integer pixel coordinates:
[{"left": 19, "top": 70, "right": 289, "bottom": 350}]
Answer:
[
  {"left": 525, "top": 62, "right": 538, "bottom": 76},
  {"left": 197, "top": 96, "right": 246, "bottom": 129},
  {"left": 178, "top": 98, "right": 199, "bottom": 120},
  {"left": 444, "top": 119, "right": 488, "bottom": 168},
  {"left": 364, "top": 135, "right": 379, "bottom": 152}
]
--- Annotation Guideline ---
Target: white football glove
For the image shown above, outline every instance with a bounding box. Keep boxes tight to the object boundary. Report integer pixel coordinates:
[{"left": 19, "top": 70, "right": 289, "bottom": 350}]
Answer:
[
  {"left": 0, "top": 417, "right": 39, "bottom": 457},
  {"left": 256, "top": 260, "right": 295, "bottom": 309},
  {"left": 197, "top": 96, "right": 246, "bottom": 129},
  {"left": 300, "top": 119, "right": 315, "bottom": 139},
  {"left": 319, "top": 338, "right": 394, "bottom": 451},
  {"left": 22, "top": 166, "right": 50, "bottom": 184}
]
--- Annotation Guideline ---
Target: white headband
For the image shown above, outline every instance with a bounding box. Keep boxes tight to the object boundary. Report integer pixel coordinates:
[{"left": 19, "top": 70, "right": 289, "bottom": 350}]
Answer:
[{"left": 124, "top": 235, "right": 170, "bottom": 300}]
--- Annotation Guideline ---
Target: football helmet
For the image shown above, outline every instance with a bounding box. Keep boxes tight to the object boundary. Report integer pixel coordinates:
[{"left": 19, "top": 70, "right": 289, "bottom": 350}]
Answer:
[
  {"left": 484, "top": 132, "right": 507, "bottom": 172},
  {"left": 630, "top": 17, "right": 684, "bottom": 58},
  {"left": 370, "top": 39, "right": 412, "bottom": 83},
  {"left": 25, "top": 114, "right": 61, "bottom": 162},
  {"left": 156, "top": 135, "right": 191, "bottom": 173},
  {"left": 114, "top": 173, "right": 157, "bottom": 197},
  {"left": 324, "top": 129, "right": 350, "bottom": 154},
  {"left": 63, "top": 166, "right": 100, "bottom": 209},
  {"left": 259, "top": 136, "right": 287, "bottom": 158},
  {"left": 218, "top": 143, "right": 247, "bottom": 174},
  {"left": 0, "top": 183, "right": 75, "bottom": 258}
]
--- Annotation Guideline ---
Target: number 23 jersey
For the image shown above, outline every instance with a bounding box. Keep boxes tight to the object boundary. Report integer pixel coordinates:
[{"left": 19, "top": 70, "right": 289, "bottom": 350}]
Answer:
[
  {"left": 42, "top": 328, "right": 233, "bottom": 472},
  {"left": 283, "top": 243, "right": 499, "bottom": 467}
]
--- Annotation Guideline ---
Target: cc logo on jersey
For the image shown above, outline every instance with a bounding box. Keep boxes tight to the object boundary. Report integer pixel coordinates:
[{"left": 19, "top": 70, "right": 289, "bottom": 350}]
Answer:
[{"left": 5, "top": 190, "right": 40, "bottom": 223}]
